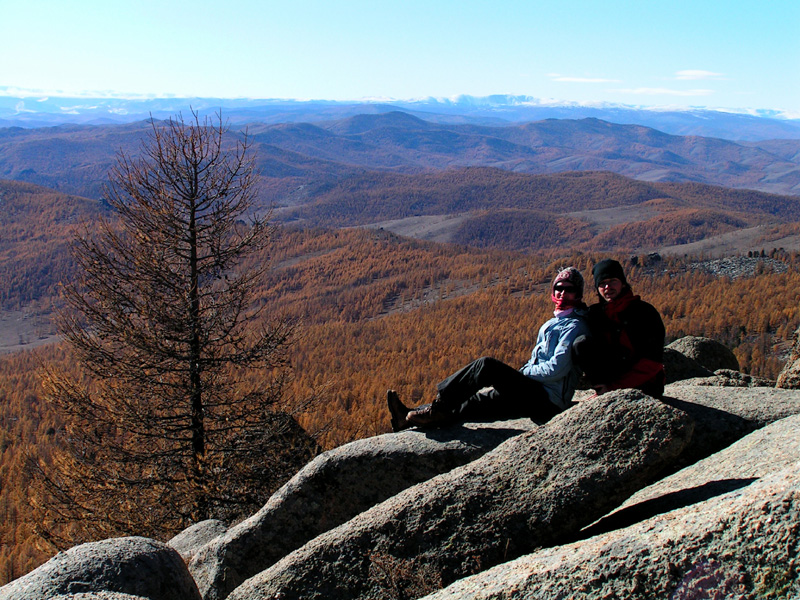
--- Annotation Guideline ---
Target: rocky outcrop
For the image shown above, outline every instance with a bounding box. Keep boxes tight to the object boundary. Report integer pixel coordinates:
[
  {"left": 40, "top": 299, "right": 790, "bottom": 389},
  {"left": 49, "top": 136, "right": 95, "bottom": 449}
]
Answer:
[
  {"left": 46, "top": 594, "right": 149, "bottom": 599},
  {"left": 168, "top": 520, "right": 228, "bottom": 563},
  {"left": 667, "top": 335, "right": 740, "bottom": 372},
  {"left": 663, "top": 384, "right": 800, "bottom": 428},
  {"left": 686, "top": 368, "right": 775, "bottom": 387},
  {"left": 426, "top": 466, "right": 800, "bottom": 600},
  {"left": 662, "top": 347, "right": 712, "bottom": 383},
  {"left": 582, "top": 412, "right": 800, "bottom": 537},
  {"left": 0, "top": 537, "right": 200, "bottom": 600},
  {"left": 226, "top": 392, "right": 693, "bottom": 600},
  {"left": 662, "top": 383, "right": 800, "bottom": 467},
  {"left": 190, "top": 419, "right": 534, "bottom": 600},
  {"left": 777, "top": 324, "right": 800, "bottom": 389},
  {"left": 425, "top": 417, "right": 800, "bottom": 599}
]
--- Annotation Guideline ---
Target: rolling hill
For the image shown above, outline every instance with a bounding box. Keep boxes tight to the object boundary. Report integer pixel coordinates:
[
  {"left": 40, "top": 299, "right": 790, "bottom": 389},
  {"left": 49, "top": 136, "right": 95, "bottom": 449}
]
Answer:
[
  {"left": 4, "top": 167, "right": 800, "bottom": 355},
  {"left": 279, "top": 168, "right": 800, "bottom": 254},
  {"left": 0, "top": 179, "right": 104, "bottom": 309},
  {"left": 1, "top": 115, "right": 799, "bottom": 206},
  {"left": 0, "top": 180, "right": 106, "bottom": 353}
]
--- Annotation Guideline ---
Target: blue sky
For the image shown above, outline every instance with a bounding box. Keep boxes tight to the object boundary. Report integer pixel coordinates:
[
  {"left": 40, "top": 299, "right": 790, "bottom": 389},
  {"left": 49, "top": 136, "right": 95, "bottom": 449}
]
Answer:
[{"left": 2, "top": 0, "right": 798, "bottom": 115}]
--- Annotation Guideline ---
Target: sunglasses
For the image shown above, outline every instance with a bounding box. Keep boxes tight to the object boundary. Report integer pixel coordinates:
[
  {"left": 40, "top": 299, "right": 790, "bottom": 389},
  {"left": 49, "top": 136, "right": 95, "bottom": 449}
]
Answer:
[{"left": 554, "top": 285, "right": 576, "bottom": 293}]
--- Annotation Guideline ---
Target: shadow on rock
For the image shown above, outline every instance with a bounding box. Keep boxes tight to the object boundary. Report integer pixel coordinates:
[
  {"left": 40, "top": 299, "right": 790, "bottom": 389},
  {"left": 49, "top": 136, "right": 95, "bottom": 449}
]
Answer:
[{"left": 577, "top": 478, "right": 758, "bottom": 539}]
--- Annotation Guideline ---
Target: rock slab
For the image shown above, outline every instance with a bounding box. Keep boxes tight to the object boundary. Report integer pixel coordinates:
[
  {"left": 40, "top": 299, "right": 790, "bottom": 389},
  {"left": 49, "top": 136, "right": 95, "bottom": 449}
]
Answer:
[
  {"left": 190, "top": 419, "right": 534, "bottom": 600},
  {"left": 227, "top": 391, "right": 694, "bottom": 600},
  {"left": 777, "top": 324, "right": 800, "bottom": 389},
  {"left": 424, "top": 463, "right": 800, "bottom": 599},
  {"left": 0, "top": 537, "right": 201, "bottom": 600},
  {"left": 661, "top": 383, "right": 800, "bottom": 467},
  {"left": 168, "top": 520, "right": 228, "bottom": 563},
  {"left": 667, "top": 335, "right": 740, "bottom": 372},
  {"left": 583, "top": 411, "right": 800, "bottom": 537}
]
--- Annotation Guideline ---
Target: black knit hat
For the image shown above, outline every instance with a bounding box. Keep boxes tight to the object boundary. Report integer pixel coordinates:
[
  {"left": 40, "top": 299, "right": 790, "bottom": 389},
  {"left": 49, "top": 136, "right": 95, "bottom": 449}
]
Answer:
[{"left": 592, "top": 259, "right": 628, "bottom": 288}]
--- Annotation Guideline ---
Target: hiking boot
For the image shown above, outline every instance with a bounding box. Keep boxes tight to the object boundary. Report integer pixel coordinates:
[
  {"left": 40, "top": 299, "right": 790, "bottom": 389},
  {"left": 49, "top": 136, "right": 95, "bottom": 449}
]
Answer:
[
  {"left": 387, "top": 389, "right": 411, "bottom": 432},
  {"left": 406, "top": 403, "right": 449, "bottom": 428}
]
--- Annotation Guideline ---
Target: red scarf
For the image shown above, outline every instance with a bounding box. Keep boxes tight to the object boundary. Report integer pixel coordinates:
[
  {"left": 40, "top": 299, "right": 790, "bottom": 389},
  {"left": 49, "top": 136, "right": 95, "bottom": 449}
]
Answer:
[
  {"left": 602, "top": 288, "right": 639, "bottom": 350},
  {"left": 602, "top": 288, "right": 638, "bottom": 319},
  {"left": 551, "top": 292, "right": 583, "bottom": 311}
]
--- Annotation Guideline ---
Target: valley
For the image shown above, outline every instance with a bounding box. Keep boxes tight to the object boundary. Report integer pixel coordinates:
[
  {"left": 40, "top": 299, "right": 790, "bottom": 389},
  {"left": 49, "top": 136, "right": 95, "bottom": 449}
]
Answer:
[{"left": 0, "top": 310, "right": 58, "bottom": 355}]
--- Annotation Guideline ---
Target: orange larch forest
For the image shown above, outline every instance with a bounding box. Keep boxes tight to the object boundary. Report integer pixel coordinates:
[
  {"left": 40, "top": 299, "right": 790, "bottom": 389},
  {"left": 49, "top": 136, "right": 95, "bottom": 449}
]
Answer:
[{"left": 1, "top": 225, "right": 798, "bottom": 583}]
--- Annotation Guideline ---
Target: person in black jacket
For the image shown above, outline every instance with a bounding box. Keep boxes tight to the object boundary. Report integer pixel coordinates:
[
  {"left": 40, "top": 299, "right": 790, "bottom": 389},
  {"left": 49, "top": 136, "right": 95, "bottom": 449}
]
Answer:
[{"left": 573, "top": 259, "right": 666, "bottom": 398}]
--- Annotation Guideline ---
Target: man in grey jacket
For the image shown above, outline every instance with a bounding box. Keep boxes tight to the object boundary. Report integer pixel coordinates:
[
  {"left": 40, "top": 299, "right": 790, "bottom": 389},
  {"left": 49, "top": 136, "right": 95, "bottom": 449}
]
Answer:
[{"left": 388, "top": 267, "right": 590, "bottom": 431}]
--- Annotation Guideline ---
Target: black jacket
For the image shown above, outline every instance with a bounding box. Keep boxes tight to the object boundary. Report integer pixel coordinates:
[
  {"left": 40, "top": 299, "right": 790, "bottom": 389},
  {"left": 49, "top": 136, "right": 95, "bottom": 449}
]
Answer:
[{"left": 583, "top": 291, "right": 666, "bottom": 396}]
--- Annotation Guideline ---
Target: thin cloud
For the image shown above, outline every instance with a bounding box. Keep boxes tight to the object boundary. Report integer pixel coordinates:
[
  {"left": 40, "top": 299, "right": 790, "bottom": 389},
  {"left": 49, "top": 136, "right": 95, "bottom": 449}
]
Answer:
[
  {"left": 675, "top": 70, "right": 725, "bottom": 80},
  {"left": 616, "top": 87, "right": 715, "bottom": 97},
  {"left": 0, "top": 85, "right": 162, "bottom": 100},
  {"left": 548, "top": 74, "right": 621, "bottom": 84}
]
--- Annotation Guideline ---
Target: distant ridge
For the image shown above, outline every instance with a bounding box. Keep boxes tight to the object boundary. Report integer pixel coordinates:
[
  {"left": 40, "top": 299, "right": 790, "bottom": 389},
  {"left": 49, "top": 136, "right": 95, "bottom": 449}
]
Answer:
[
  {"left": 3, "top": 114, "right": 797, "bottom": 199},
  {"left": 2, "top": 94, "right": 800, "bottom": 141}
]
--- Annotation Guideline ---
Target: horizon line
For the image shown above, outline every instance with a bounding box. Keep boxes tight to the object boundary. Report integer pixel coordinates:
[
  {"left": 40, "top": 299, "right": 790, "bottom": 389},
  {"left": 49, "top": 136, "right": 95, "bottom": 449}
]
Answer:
[{"left": 1, "top": 89, "right": 799, "bottom": 122}]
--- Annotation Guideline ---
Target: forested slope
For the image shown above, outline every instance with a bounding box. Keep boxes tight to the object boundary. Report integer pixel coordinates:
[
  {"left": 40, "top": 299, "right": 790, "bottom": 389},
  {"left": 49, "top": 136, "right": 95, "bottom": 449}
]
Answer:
[
  {"left": 283, "top": 168, "right": 800, "bottom": 252},
  {"left": 0, "top": 180, "right": 103, "bottom": 311},
  {"left": 2, "top": 188, "right": 800, "bottom": 584}
]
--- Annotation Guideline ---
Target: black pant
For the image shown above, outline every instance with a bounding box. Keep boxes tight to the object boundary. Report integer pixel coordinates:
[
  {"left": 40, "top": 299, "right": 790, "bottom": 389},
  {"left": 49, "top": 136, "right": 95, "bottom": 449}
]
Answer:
[{"left": 434, "top": 357, "right": 560, "bottom": 423}]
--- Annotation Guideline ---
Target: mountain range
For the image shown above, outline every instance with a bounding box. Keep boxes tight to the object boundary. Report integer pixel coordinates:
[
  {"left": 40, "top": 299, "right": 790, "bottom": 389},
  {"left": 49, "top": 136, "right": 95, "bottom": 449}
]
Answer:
[
  {"left": 2, "top": 94, "right": 800, "bottom": 141},
  {"left": 3, "top": 109, "right": 800, "bottom": 258},
  {"left": 2, "top": 113, "right": 799, "bottom": 204}
]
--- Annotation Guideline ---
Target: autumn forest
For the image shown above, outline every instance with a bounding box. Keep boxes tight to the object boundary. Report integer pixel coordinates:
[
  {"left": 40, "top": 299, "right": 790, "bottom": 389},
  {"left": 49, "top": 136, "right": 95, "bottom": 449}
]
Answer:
[{"left": 2, "top": 220, "right": 800, "bottom": 580}]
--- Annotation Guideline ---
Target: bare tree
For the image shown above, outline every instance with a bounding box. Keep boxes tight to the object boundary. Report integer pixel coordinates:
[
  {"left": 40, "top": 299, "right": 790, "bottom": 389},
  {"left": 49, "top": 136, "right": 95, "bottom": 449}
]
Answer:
[{"left": 32, "top": 112, "right": 314, "bottom": 546}]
